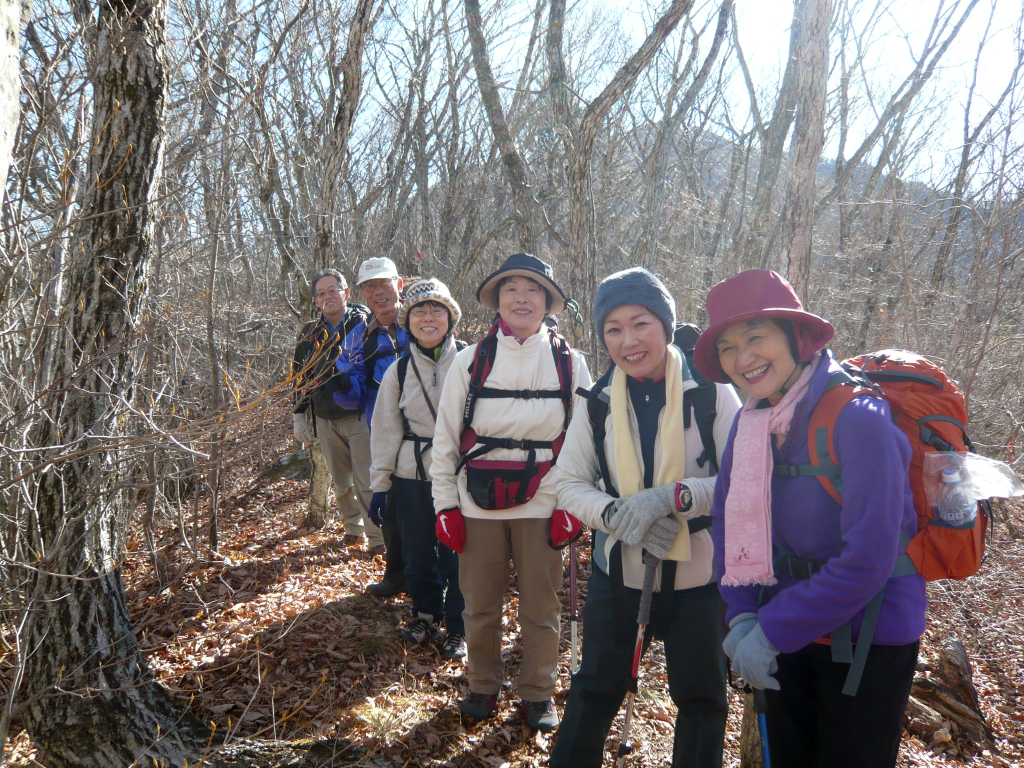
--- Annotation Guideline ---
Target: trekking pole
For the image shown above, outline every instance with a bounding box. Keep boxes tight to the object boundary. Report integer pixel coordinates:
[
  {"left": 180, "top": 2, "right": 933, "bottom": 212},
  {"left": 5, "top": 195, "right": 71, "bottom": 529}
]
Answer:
[
  {"left": 616, "top": 552, "right": 660, "bottom": 768},
  {"left": 753, "top": 688, "right": 771, "bottom": 768},
  {"left": 569, "top": 539, "right": 580, "bottom": 674}
]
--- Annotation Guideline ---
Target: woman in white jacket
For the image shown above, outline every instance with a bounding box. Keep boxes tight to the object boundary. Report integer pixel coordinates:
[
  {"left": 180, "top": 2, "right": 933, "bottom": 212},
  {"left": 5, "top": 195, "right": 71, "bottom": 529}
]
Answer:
[
  {"left": 551, "top": 268, "right": 741, "bottom": 768},
  {"left": 369, "top": 279, "right": 466, "bottom": 662},
  {"left": 430, "top": 253, "right": 592, "bottom": 732}
]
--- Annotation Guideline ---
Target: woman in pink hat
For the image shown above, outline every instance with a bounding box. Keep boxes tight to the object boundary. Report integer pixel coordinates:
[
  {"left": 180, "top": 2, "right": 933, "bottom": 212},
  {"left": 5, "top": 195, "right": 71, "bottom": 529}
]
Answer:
[{"left": 693, "top": 270, "right": 926, "bottom": 768}]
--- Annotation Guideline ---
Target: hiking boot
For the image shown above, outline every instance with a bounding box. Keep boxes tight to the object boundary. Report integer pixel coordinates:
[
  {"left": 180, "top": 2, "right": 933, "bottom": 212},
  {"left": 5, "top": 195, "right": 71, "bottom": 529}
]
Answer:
[
  {"left": 369, "top": 545, "right": 387, "bottom": 557},
  {"left": 342, "top": 534, "right": 363, "bottom": 548},
  {"left": 441, "top": 632, "right": 467, "bottom": 662},
  {"left": 365, "top": 574, "right": 406, "bottom": 597},
  {"left": 459, "top": 691, "right": 498, "bottom": 723},
  {"left": 523, "top": 699, "right": 559, "bottom": 732},
  {"left": 402, "top": 614, "right": 441, "bottom": 645}
]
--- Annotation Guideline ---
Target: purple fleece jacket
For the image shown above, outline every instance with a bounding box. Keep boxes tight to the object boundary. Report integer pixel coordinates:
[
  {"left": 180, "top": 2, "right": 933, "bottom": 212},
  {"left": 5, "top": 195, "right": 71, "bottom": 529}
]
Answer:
[{"left": 711, "top": 350, "right": 927, "bottom": 653}]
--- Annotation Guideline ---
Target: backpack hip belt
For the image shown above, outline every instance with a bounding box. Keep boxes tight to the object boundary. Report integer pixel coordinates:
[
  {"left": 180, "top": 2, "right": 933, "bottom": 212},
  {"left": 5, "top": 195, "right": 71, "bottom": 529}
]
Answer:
[{"left": 770, "top": 540, "right": 917, "bottom": 697}]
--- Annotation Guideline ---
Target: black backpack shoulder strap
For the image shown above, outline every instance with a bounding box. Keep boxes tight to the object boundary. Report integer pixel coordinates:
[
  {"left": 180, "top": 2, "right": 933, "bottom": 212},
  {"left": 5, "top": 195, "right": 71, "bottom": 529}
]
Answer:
[
  {"left": 343, "top": 304, "right": 370, "bottom": 334},
  {"left": 397, "top": 352, "right": 411, "bottom": 396},
  {"left": 550, "top": 328, "right": 574, "bottom": 428},
  {"left": 674, "top": 323, "right": 720, "bottom": 475},
  {"left": 575, "top": 367, "right": 617, "bottom": 498}
]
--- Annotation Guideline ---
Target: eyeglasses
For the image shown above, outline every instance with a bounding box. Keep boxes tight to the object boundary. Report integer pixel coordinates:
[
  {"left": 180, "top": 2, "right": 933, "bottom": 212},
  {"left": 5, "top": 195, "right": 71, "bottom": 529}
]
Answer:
[
  {"left": 409, "top": 306, "right": 448, "bottom": 319},
  {"left": 316, "top": 287, "right": 344, "bottom": 299}
]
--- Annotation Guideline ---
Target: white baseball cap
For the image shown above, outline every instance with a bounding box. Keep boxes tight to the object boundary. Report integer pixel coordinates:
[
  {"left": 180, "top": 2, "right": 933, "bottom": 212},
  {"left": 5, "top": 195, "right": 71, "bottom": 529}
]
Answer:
[{"left": 356, "top": 257, "right": 400, "bottom": 285}]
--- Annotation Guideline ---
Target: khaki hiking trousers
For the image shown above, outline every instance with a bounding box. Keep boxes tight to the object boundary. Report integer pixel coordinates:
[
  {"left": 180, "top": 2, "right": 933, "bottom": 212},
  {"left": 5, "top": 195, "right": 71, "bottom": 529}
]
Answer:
[
  {"left": 460, "top": 516, "right": 562, "bottom": 702},
  {"left": 316, "top": 413, "right": 382, "bottom": 547}
]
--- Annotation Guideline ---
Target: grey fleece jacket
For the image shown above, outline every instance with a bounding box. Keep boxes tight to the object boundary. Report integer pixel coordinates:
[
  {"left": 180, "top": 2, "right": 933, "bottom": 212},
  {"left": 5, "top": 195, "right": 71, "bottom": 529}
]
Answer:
[{"left": 369, "top": 334, "right": 459, "bottom": 492}]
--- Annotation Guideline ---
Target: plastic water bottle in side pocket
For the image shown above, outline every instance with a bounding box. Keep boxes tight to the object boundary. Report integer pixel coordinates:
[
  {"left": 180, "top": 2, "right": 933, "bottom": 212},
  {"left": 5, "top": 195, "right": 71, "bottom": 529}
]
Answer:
[{"left": 934, "top": 469, "right": 976, "bottom": 529}]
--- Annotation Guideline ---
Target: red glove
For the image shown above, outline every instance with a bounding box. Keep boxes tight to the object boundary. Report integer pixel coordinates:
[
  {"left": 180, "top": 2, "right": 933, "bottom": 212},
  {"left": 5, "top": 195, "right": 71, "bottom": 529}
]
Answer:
[
  {"left": 436, "top": 507, "right": 466, "bottom": 553},
  {"left": 549, "top": 509, "right": 584, "bottom": 550}
]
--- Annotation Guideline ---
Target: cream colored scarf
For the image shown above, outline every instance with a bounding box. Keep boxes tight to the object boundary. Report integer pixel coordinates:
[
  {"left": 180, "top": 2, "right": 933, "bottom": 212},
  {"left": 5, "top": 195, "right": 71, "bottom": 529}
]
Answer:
[{"left": 611, "top": 344, "right": 691, "bottom": 561}]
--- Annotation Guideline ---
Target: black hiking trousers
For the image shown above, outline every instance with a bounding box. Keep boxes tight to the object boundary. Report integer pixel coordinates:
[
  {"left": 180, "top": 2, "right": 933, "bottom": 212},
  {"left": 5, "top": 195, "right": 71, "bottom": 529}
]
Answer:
[
  {"left": 550, "top": 567, "right": 728, "bottom": 768},
  {"left": 765, "top": 639, "right": 919, "bottom": 768}
]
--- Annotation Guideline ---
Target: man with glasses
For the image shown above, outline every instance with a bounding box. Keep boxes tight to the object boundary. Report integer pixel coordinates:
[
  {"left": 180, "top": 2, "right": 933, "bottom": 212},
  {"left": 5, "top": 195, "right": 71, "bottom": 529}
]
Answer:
[
  {"left": 292, "top": 268, "right": 378, "bottom": 550},
  {"left": 335, "top": 257, "right": 410, "bottom": 595}
]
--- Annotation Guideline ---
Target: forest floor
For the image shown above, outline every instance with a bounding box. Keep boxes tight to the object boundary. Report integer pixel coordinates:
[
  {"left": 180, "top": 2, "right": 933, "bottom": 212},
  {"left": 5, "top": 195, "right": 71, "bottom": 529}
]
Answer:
[{"left": 3, "top": 443, "right": 1024, "bottom": 768}]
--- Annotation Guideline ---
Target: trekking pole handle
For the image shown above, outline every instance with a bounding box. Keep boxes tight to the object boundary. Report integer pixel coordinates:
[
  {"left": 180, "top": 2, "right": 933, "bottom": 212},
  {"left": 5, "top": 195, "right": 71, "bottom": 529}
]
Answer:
[{"left": 638, "top": 554, "right": 660, "bottom": 627}]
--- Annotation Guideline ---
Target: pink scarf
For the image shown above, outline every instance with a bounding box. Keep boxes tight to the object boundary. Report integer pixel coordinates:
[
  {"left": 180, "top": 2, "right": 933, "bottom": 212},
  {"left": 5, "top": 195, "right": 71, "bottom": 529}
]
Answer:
[{"left": 721, "top": 355, "right": 822, "bottom": 587}]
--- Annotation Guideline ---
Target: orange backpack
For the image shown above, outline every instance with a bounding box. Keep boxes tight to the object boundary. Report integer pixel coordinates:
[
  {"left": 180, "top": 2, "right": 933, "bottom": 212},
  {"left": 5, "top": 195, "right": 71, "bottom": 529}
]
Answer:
[{"left": 792, "top": 350, "right": 988, "bottom": 581}]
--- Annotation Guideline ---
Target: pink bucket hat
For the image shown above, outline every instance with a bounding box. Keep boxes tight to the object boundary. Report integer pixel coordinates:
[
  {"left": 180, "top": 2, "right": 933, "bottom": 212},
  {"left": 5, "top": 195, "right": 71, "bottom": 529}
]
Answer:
[{"left": 693, "top": 270, "right": 835, "bottom": 384}]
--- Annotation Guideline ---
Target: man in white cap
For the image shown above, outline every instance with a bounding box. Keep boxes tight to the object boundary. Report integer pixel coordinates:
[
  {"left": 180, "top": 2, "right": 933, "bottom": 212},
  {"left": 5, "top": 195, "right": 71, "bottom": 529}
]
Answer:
[
  {"left": 291, "top": 269, "right": 371, "bottom": 546},
  {"left": 335, "top": 257, "right": 410, "bottom": 595}
]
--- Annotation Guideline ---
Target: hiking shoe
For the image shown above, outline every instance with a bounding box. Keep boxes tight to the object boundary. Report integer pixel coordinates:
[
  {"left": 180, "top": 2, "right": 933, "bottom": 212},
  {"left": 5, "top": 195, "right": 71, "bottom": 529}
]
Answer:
[
  {"left": 342, "top": 534, "right": 363, "bottom": 548},
  {"left": 523, "top": 699, "right": 559, "bottom": 732},
  {"left": 402, "top": 615, "right": 441, "bottom": 645},
  {"left": 365, "top": 574, "right": 407, "bottom": 597},
  {"left": 441, "top": 633, "right": 467, "bottom": 661},
  {"left": 459, "top": 691, "right": 498, "bottom": 723}
]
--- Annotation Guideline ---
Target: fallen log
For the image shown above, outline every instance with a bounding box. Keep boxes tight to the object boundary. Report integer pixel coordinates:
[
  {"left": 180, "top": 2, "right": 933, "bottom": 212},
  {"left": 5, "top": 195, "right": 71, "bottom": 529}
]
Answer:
[{"left": 905, "top": 634, "right": 993, "bottom": 748}]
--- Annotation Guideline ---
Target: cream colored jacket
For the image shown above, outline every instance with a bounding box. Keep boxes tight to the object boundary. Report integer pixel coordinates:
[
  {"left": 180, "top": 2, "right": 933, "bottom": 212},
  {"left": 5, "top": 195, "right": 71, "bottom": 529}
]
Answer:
[
  {"left": 556, "top": 368, "right": 741, "bottom": 591},
  {"left": 431, "top": 325, "right": 592, "bottom": 520},
  {"left": 369, "top": 335, "right": 459, "bottom": 491}
]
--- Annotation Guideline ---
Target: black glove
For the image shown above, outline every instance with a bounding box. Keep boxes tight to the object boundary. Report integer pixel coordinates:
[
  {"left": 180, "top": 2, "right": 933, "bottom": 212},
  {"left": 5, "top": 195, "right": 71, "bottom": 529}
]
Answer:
[{"left": 368, "top": 492, "right": 388, "bottom": 527}]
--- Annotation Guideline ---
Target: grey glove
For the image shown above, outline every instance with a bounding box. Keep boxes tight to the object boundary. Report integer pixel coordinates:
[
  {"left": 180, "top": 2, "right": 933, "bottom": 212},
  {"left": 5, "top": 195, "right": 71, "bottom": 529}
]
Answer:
[
  {"left": 732, "top": 622, "right": 781, "bottom": 690},
  {"left": 723, "top": 612, "right": 758, "bottom": 660},
  {"left": 636, "top": 514, "right": 683, "bottom": 560},
  {"left": 293, "top": 412, "right": 315, "bottom": 444},
  {"left": 606, "top": 483, "right": 678, "bottom": 547}
]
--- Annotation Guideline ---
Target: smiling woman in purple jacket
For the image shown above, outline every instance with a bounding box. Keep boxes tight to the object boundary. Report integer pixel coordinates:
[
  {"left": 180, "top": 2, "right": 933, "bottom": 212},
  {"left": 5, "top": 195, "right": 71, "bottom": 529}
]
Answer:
[{"left": 693, "top": 270, "right": 926, "bottom": 768}]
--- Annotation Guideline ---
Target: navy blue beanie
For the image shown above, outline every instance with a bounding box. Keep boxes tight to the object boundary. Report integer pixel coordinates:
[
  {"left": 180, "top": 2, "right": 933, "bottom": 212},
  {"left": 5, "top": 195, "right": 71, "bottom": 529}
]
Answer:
[{"left": 593, "top": 268, "right": 676, "bottom": 348}]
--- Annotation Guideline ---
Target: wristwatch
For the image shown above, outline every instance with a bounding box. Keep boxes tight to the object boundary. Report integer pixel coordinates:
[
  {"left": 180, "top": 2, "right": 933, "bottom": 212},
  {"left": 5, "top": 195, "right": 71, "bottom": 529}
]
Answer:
[{"left": 676, "top": 483, "right": 693, "bottom": 513}]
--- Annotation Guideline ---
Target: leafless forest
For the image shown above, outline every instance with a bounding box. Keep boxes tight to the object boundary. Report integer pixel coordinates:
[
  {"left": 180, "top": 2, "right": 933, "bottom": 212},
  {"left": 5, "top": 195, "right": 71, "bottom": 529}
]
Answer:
[{"left": 1, "top": 0, "right": 1023, "bottom": 764}]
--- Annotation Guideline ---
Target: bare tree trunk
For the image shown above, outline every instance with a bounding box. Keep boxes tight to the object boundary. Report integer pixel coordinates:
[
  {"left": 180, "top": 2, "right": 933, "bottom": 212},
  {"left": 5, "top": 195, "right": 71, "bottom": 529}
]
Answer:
[
  {"left": 731, "top": 0, "right": 800, "bottom": 268},
  {"left": 780, "top": 0, "right": 831, "bottom": 297},
  {"left": 465, "top": 0, "right": 538, "bottom": 253},
  {"left": 305, "top": 438, "right": 333, "bottom": 529},
  {"left": 927, "top": 30, "right": 1023, "bottom": 300},
  {"left": 0, "top": 0, "right": 22, "bottom": 209},
  {"left": 19, "top": 1, "right": 216, "bottom": 763},
  {"left": 631, "top": 0, "right": 732, "bottom": 269},
  {"left": 312, "top": 0, "right": 377, "bottom": 269},
  {"left": 550, "top": 0, "right": 694, "bottom": 351}
]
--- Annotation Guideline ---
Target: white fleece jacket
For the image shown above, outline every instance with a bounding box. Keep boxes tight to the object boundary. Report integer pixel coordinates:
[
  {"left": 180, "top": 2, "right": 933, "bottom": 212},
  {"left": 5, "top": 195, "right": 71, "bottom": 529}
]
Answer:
[
  {"left": 369, "top": 335, "right": 459, "bottom": 491},
  {"left": 556, "top": 372, "right": 741, "bottom": 591},
  {"left": 430, "top": 325, "right": 592, "bottom": 520}
]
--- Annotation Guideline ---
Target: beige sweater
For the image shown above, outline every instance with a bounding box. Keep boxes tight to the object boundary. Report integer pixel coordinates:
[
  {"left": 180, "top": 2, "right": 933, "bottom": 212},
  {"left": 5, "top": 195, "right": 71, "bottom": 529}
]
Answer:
[
  {"left": 430, "top": 325, "right": 593, "bottom": 520},
  {"left": 369, "top": 335, "right": 459, "bottom": 491},
  {"left": 556, "top": 373, "right": 741, "bottom": 591}
]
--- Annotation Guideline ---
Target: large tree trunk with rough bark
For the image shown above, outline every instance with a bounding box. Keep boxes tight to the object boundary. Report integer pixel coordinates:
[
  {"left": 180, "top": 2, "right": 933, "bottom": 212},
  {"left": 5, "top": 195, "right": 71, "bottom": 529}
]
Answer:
[
  {"left": 18, "top": 0, "right": 217, "bottom": 764},
  {"left": 14, "top": 1, "right": 365, "bottom": 763}
]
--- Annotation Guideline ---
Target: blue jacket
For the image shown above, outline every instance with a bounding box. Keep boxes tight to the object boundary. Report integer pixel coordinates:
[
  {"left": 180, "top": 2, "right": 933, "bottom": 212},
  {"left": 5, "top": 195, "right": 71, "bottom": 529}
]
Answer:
[
  {"left": 711, "top": 350, "right": 927, "bottom": 653},
  {"left": 334, "top": 319, "right": 409, "bottom": 426}
]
